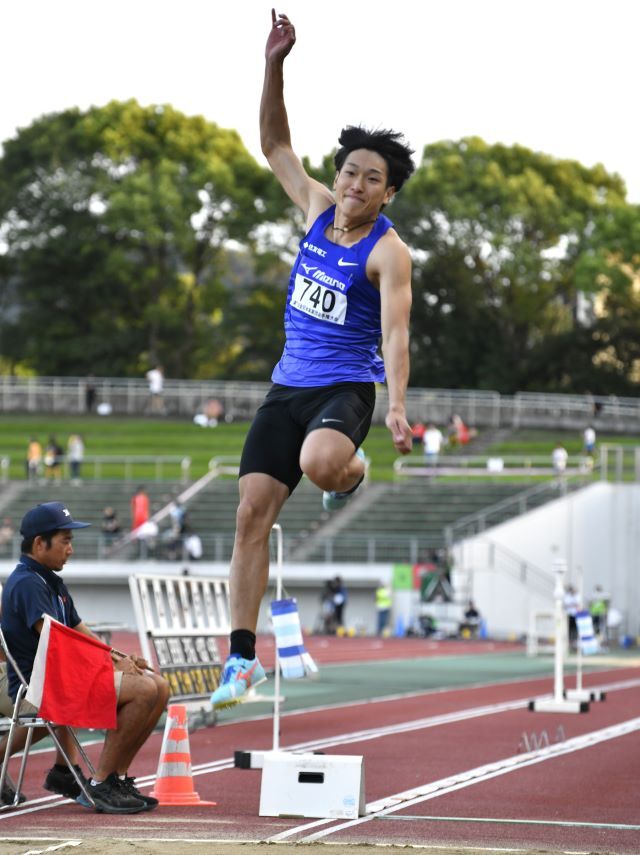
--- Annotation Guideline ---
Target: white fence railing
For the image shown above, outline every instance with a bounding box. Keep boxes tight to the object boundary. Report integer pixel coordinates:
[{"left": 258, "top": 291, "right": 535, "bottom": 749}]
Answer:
[
  {"left": 1, "top": 376, "right": 639, "bottom": 432},
  {"left": 394, "top": 454, "right": 591, "bottom": 478}
]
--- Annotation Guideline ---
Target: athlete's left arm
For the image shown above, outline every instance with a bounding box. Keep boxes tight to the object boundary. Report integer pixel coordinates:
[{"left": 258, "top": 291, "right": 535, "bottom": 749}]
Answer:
[{"left": 377, "top": 234, "right": 413, "bottom": 455}]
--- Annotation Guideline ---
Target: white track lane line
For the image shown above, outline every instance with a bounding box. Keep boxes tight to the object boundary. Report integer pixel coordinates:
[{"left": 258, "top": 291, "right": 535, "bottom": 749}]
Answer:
[
  {"left": 1, "top": 694, "right": 530, "bottom": 819},
  {"left": 269, "top": 717, "right": 640, "bottom": 842},
  {"left": 20, "top": 842, "right": 82, "bottom": 855},
  {"left": 376, "top": 814, "right": 640, "bottom": 831},
  {"left": 3, "top": 677, "right": 639, "bottom": 822}
]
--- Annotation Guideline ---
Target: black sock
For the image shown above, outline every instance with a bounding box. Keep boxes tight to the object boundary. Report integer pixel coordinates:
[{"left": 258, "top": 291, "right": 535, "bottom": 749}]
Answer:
[{"left": 229, "top": 629, "right": 256, "bottom": 660}]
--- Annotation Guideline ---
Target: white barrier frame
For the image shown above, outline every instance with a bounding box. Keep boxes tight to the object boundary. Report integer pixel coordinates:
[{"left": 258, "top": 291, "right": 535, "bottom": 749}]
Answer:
[{"left": 129, "top": 573, "right": 231, "bottom": 702}]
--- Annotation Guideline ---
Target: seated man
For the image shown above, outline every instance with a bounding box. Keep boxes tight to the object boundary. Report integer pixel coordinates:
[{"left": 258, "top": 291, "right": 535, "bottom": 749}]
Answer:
[
  {"left": 459, "top": 600, "right": 481, "bottom": 638},
  {"left": 1, "top": 502, "right": 170, "bottom": 813}
]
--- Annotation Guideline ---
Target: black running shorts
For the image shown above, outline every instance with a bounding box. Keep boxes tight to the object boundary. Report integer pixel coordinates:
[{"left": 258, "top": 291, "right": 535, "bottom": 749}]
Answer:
[{"left": 239, "top": 382, "right": 376, "bottom": 494}]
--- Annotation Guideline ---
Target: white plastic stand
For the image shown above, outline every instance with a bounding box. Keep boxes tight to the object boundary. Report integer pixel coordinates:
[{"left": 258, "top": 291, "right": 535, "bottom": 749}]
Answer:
[
  {"left": 233, "top": 525, "right": 366, "bottom": 819},
  {"left": 234, "top": 524, "right": 284, "bottom": 770},
  {"left": 272, "top": 523, "right": 283, "bottom": 750},
  {"left": 259, "top": 752, "right": 365, "bottom": 819},
  {"left": 529, "top": 559, "right": 589, "bottom": 714}
]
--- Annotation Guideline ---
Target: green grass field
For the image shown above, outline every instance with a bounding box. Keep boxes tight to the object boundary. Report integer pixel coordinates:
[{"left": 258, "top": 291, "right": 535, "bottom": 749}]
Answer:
[
  {"left": 1, "top": 414, "right": 636, "bottom": 483},
  {"left": 1, "top": 414, "right": 409, "bottom": 482}
]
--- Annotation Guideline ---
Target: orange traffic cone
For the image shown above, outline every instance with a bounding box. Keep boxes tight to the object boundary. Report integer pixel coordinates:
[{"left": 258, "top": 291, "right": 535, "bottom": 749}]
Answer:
[{"left": 150, "top": 703, "right": 216, "bottom": 806}]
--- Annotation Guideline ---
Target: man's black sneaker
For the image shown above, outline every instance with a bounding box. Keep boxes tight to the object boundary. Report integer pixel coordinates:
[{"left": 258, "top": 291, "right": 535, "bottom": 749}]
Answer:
[
  {"left": 1, "top": 780, "right": 26, "bottom": 806},
  {"left": 43, "top": 765, "right": 87, "bottom": 800},
  {"left": 120, "top": 775, "right": 158, "bottom": 811},
  {"left": 78, "top": 773, "right": 145, "bottom": 814}
]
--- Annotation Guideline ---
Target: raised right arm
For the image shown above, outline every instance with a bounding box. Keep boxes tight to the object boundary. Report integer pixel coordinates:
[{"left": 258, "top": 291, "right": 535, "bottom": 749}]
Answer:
[{"left": 260, "top": 10, "right": 333, "bottom": 225}]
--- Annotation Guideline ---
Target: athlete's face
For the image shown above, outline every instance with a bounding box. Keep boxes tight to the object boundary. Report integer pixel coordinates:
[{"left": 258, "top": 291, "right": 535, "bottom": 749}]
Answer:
[{"left": 334, "top": 149, "right": 395, "bottom": 217}]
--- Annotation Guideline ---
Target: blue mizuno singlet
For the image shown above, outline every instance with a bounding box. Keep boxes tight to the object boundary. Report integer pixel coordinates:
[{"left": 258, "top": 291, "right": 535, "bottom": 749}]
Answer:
[{"left": 271, "top": 205, "right": 393, "bottom": 387}]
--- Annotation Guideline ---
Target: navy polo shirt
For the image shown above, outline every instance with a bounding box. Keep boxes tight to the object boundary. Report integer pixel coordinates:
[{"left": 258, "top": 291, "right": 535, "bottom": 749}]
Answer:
[{"left": 1, "top": 555, "right": 81, "bottom": 700}]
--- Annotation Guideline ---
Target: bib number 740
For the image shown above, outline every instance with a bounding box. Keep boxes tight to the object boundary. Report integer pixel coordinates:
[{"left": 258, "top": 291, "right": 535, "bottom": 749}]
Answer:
[{"left": 291, "top": 274, "right": 348, "bottom": 325}]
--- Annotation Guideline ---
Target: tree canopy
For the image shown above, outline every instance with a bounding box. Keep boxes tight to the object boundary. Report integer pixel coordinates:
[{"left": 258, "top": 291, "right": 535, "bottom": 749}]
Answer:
[
  {"left": 0, "top": 100, "right": 286, "bottom": 377},
  {"left": 1, "top": 109, "right": 639, "bottom": 394},
  {"left": 389, "top": 137, "right": 639, "bottom": 393}
]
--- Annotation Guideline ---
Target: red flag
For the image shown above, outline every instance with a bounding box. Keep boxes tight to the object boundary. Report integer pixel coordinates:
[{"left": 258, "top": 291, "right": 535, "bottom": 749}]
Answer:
[{"left": 26, "top": 615, "right": 117, "bottom": 729}]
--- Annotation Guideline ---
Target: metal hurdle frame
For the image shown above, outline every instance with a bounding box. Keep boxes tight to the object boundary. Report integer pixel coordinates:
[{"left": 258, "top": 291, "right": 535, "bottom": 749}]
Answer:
[
  {"left": 129, "top": 573, "right": 231, "bottom": 705},
  {"left": 528, "top": 559, "right": 590, "bottom": 715}
]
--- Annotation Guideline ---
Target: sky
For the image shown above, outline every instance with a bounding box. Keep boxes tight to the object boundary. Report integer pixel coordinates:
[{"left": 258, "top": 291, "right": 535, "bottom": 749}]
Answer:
[{"left": 3, "top": 0, "right": 639, "bottom": 201}]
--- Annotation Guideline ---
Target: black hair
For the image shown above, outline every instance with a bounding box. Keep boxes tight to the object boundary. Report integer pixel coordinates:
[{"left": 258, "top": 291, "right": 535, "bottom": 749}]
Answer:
[
  {"left": 21, "top": 530, "right": 59, "bottom": 554},
  {"left": 334, "top": 126, "right": 415, "bottom": 192}
]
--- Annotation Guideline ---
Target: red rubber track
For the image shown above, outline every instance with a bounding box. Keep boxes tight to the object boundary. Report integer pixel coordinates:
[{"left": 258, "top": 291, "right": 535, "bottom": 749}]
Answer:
[
  {"left": 2, "top": 643, "right": 638, "bottom": 854},
  {"left": 109, "top": 629, "right": 522, "bottom": 668}
]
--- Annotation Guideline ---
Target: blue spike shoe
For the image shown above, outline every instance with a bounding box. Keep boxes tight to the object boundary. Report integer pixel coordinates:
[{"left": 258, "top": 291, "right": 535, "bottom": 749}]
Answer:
[{"left": 210, "top": 654, "right": 267, "bottom": 709}]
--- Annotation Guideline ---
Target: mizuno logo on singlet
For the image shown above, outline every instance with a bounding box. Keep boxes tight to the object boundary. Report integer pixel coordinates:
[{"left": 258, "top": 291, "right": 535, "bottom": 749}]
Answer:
[
  {"left": 301, "top": 263, "right": 317, "bottom": 276},
  {"left": 311, "top": 270, "right": 346, "bottom": 291},
  {"left": 338, "top": 258, "right": 358, "bottom": 267}
]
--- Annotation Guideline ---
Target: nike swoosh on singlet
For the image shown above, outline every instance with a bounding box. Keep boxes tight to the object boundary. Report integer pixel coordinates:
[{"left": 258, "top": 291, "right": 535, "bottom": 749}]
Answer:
[
  {"left": 337, "top": 259, "right": 358, "bottom": 267},
  {"left": 322, "top": 418, "right": 343, "bottom": 423}
]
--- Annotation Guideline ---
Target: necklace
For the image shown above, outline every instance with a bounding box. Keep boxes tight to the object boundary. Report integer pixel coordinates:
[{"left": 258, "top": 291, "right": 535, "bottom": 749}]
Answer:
[{"left": 332, "top": 218, "right": 377, "bottom": 233}]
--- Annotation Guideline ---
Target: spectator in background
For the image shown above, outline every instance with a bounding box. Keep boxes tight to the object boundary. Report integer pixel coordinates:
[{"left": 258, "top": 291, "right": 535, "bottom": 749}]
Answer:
[
  {"left": 101, "top": 507, "right": 122, "bottom": 545},
  {"left": 193, "top": 398, "right": 225, "bottom": 428},
  {"left": 85, "top": 375, "right": 97, "bottom": 413},
  {"left": 585, "top": 390, "right": 603, "bottom": 418},
  {"left": 0, "top": 518, "right": 14, "bottom": 556},
  {"left": 459, "top": 600, "right": 481, "bottom": 638},
  {"left": 25, "top": 438, "right": 42, "bottom": 481},
  {"left": 331, "top": 576, "right": 347, "bottom": 629},
  {"left": 184, "top": 529, "right": 203, "bottom": 561},
  {"left": 411, "top": 422, "right": 425, "bottom": 448},
  {"left": 319, "top": 581, "right": 337, "bottom": 635},
  {"left": 445, "top": 414, "right": 476, "bottom": 448},
  {"left": 169, "top": 500, "right": 187, "bottom": 534},
  {"left": 130, "top": 486, "right": 150, "bottom": 533},
  {"left": 445, "top": 415, "right": 459, "bottom": 448},
  {"left": 145, "top": 366, "right": 165, "bottom": 415},
  {"left": 551, "top": 442, "right": 568, "bottom": 475},
  {"left": 375, "top": 581, "right": 392, "bottom": 637},
  {"left": 589, "top": 584, "right": 609, "bottom": 640},
  {"left": 67, "top": 433, "right": 85, "bottom": 484},
  {"left": 423, "top": 422, "right": 444, "bottom": 465},
  {"left": 134, "top": 521, "right": 159, "bottom": 558},
  {"left": 44, "top": 436, "right": 64, "bottom": 482},
  {"left": 583, "top": 425, "right": 596, "bottom": 458},
  {"left": 563, "top": 584, "right": 580, "bottom": 646}
]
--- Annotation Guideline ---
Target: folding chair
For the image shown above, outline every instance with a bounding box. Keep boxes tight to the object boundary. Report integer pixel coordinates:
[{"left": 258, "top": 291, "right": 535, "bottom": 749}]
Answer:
[{"left": 0, "top": 627, "right": 95, "bottom": 809}]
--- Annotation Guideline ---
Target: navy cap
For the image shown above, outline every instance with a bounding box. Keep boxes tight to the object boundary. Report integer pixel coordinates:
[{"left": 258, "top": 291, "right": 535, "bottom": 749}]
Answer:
[{"left": 20, "top": 502, "right": 91, "bottom": 539}]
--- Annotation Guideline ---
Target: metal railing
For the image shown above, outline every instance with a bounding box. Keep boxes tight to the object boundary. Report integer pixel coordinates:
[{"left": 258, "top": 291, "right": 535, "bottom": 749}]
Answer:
[
  {"left": 3, "top": 455, "right": 191, "bottom": 483},
  {"left": 0, "top": 530, "right": 437, "bottom": 565},
  {"left": 2, "top": 375, "right": 640, "bottom": 433},
  {"left": 208, "top": 456, "right": 241, "bottom": 477},
  {"left": 394, "top": 454, "right": 591, "bottom": 478},
  {"left": 452, "top": 538, "right": 554, "bottom": 613},
  {"left": 443, "top": 474, "right": 589, "bottom": 547}
]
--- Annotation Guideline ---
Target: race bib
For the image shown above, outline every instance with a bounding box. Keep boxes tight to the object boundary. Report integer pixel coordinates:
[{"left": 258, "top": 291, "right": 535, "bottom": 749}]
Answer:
[{"left": 291, "top": 270, "right": 349, "bottom": 325}]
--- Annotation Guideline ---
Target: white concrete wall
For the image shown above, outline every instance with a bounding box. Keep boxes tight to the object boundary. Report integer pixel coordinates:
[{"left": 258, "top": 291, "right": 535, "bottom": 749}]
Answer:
[
  {"left": 0, "top": 561, "right": 394, "bottom": 637},
  {"left": 453, "top": 483, "right": 640, "bottom": 638}
]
